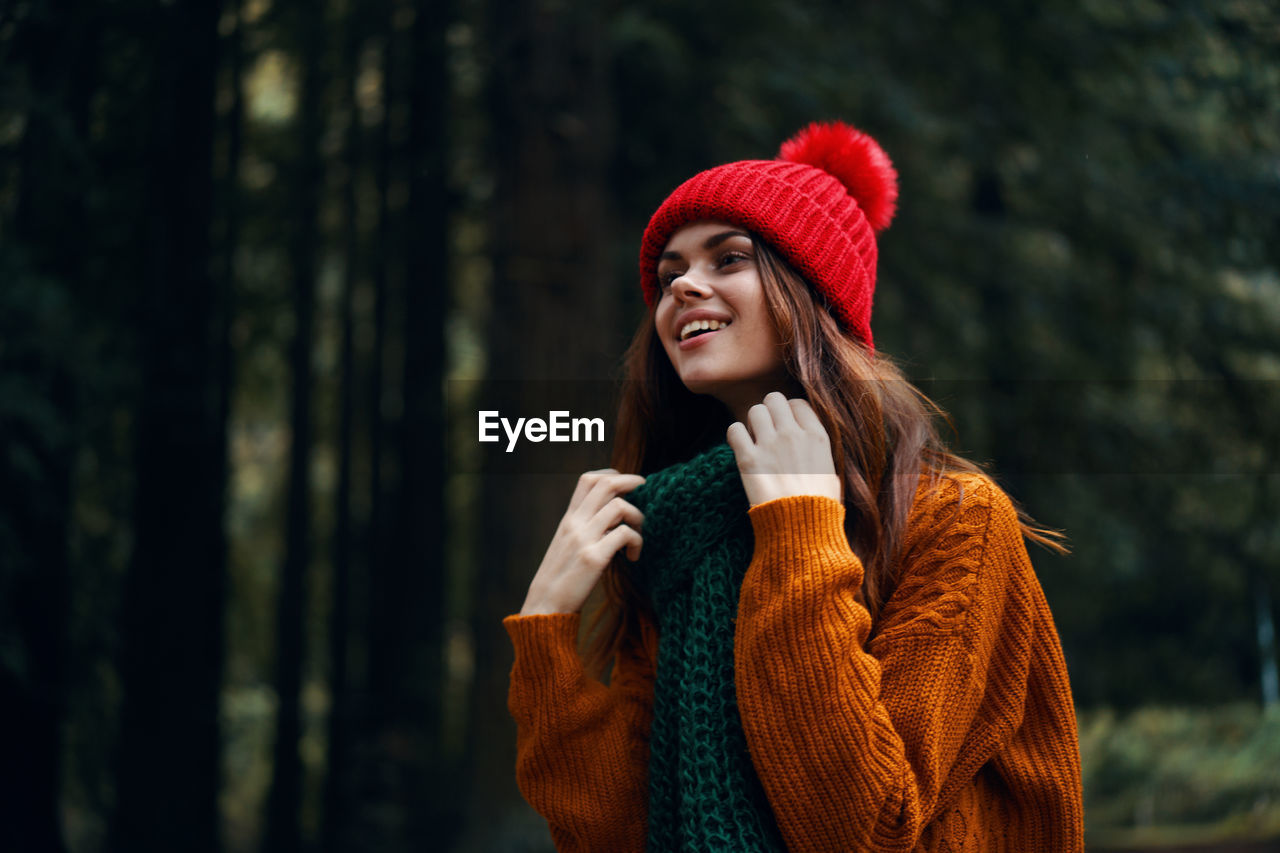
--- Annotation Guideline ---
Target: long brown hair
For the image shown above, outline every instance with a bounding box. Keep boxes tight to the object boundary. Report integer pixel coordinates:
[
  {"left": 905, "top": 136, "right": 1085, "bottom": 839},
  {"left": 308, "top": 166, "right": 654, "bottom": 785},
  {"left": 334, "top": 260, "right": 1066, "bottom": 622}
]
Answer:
[{"left": 585, "top": 235, "right": 1066, "bottom": 675}]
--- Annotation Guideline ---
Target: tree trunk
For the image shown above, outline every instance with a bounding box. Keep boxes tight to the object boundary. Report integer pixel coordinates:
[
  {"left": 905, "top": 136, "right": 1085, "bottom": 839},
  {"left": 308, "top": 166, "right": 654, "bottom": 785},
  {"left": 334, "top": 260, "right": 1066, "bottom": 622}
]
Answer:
[
  {"left": 263, "top": 2, "right": 325, "bottom": 852},
  {"left": 365, "top": 0, "right": 408, "bottom": 738},
  {"left": 394, "top": 0, "right": 458, "bottom": 845},
  {"left": 2, "top": 7, "right": 102, "bottom": 852},
  {"left": 321, "top": 0, "right": 367, "bottom": 847},
  {"left": 110, "top": 2, "right": 228, "bottom": 851},
  {"left": 463, "top": 0, "right": 619, "bottom": 846},
  {"left": 342, "top": 0, "right": 458, "bottom": 847},
  {"left": 338, "top": 0, "right": 407, "bottom": 848}
]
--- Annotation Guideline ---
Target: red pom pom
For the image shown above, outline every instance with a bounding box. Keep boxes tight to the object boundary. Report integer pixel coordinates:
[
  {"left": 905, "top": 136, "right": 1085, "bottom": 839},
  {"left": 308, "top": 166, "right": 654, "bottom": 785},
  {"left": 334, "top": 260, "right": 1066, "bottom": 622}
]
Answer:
[{"left": 778, "top": 121, "right": 898, "bottom": 232}]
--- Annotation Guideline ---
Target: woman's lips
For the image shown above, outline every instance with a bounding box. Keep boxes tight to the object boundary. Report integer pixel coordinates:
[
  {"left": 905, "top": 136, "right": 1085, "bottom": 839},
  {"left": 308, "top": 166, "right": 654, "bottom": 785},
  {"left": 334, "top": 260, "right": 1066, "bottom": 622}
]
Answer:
[{"left": 677, "top": 326, "right": 727, "bottom": 351}]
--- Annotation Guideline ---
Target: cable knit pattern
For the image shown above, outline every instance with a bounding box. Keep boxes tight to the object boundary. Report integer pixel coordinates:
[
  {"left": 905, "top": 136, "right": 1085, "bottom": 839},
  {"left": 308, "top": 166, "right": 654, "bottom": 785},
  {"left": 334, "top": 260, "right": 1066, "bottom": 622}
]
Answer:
[{"left": 504, "top": 448, "right": 1084, "bottom": 852}]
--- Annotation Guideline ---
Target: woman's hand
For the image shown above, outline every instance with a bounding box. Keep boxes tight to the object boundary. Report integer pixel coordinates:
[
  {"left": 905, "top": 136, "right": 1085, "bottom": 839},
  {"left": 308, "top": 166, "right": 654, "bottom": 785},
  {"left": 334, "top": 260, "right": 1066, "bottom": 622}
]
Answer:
[
  {"left": 519, "top": 469, "right": 646, "bottom": 616},
  {"left": 727, "top": 392, "right": 841, "bottom": 507}
]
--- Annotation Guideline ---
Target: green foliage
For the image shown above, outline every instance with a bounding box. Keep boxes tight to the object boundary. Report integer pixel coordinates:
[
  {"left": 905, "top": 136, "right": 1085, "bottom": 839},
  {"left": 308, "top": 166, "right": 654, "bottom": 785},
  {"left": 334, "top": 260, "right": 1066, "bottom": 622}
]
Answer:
[{"left": 1081, "top": 704, "right": 1280, "bottom": 844}]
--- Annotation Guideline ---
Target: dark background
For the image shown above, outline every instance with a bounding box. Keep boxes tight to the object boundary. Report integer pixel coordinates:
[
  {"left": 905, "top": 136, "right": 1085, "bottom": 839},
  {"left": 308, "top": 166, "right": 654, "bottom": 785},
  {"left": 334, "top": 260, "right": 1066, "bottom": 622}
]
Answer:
[{"left": 2, "top": 0, "right": 1279, "bottom": 850}]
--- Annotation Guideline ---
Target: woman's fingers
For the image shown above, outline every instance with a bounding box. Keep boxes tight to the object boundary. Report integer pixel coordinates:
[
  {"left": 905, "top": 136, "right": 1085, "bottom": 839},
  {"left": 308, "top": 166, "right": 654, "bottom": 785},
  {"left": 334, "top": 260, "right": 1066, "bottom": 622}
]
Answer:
[
  {"left": 520, "top": 470, "right": 646, "bottom": 615},
  {"left": 567, "top": 468, "right": 618, "bottom": 511},
  {"left": 734, "top": 393, "right": 819, "bottom": 447},
  {"left": 789, "top": 397, "right": 828, "bottom": 439},
  {"left": 589, "top": 495, "right": 644, "bottom": 538},
  {"left": 598, "top": 523, "right": 643, "bottom": 564},
  {"left": 728, "top": 393, "right": 841, "bottom": 506},
  {"left": 746, "top": 400, "right": 776, "bottom": 442},
  {"left": 726, "top": 420, "right": 753, "bottom": 457},
  {"left": 763, "top": 391, "right": 797, "bottom": 430},
  {"left": 577, "top": 470, "right": 645, "bottom": 517}
]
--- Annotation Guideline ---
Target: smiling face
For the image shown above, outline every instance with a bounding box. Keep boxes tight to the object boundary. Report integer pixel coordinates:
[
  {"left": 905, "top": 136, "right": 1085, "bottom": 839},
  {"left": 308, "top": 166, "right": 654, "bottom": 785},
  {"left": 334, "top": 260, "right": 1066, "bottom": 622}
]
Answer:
[{"left": 653, "top": 221, "right": 792, "bottom": 420}]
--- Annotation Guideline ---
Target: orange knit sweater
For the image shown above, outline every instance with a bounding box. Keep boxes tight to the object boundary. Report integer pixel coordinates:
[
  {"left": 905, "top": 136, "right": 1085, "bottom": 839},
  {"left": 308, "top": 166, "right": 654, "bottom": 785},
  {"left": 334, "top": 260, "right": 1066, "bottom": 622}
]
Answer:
[{"left": 504, "top": 472, "right": 1084, "bottom": 851}]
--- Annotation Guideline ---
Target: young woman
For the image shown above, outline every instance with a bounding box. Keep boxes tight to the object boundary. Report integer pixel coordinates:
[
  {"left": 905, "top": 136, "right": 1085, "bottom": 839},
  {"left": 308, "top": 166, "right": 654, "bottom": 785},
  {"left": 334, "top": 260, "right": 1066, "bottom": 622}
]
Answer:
[{"left": 504, "top": 122, "right": 1085, "bottom": 852}]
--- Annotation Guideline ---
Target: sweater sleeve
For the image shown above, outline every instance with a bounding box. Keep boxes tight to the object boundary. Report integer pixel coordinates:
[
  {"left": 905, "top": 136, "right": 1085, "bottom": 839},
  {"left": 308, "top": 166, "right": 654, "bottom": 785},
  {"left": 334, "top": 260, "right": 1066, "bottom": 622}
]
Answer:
[
  {"left": 504, "top": 611, "right": 657, "bottom": 852},
  {"left": 734, "top": 474, "right": 1066, "bottom": 851}
]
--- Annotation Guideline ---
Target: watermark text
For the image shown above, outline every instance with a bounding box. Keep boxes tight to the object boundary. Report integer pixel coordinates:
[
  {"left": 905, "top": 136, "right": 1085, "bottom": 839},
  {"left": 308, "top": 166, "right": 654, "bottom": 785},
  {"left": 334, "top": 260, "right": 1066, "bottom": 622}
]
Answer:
[{"left": 478, "top": 410, "right": 605, "bottom": 453}]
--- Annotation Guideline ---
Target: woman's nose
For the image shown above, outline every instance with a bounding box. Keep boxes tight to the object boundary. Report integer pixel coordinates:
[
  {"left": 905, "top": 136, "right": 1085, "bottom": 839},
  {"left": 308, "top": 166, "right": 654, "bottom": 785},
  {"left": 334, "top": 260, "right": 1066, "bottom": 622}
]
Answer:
[{"left": 672, "top": 272, "right": 710, "bottom": 301}]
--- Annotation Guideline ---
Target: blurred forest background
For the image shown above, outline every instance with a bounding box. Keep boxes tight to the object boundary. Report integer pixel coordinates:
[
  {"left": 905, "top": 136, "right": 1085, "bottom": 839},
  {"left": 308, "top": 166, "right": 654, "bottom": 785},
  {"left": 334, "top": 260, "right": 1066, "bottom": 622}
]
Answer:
[{"left": 2, "top": 0, "right": 1279, "bottom": 851}]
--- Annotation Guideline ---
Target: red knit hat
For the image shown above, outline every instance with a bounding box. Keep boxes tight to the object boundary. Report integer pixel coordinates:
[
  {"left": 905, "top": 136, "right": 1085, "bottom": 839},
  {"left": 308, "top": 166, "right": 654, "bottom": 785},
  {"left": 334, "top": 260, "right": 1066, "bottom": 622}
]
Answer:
[{"left": 639, "top": 121, "right": 898, "bottom": 349}]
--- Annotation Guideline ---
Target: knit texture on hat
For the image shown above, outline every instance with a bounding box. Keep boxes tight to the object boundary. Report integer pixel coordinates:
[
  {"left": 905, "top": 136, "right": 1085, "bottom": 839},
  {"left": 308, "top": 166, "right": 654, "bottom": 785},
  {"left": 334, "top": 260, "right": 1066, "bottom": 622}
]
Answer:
[
  {"left": 627, "top": 443, "right": 786, "bottom": 852},
  {"left": 639, "top": 122, "right": 898, "bottom": 349}
]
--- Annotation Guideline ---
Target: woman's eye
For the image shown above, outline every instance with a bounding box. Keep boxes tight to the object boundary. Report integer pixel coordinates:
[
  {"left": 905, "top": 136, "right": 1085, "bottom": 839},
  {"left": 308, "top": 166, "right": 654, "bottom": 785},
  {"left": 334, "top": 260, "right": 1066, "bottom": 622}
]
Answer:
[
  {"left": 660, "top": 270, "right": 683, "bottom": 289},
  {"left": 718, "top": 251, "right": 749, "bottom": 268}
]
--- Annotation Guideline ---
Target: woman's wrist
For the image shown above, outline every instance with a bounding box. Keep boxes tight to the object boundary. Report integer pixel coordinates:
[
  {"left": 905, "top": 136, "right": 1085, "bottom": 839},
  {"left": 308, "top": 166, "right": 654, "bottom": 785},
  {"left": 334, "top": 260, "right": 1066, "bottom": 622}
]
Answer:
[
  {"left": 519, "top": 599, "right": 575, "bottom": 617},
  {"left": 519, "top": 580, "right": 583, "bottom": 616}
]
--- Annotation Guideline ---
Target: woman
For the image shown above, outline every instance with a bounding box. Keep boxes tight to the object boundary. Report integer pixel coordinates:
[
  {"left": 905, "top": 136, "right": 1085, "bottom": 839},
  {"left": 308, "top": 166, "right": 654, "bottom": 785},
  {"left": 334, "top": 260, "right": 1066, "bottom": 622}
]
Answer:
[{"left": 505, "top": 121, "right": 1085, "bottom": 852}]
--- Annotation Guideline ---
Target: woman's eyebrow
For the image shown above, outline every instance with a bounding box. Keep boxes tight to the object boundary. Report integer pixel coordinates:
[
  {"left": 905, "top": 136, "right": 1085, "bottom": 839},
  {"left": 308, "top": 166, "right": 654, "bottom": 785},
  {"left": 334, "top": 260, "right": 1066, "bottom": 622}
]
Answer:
[
  {"left": 660, "top": 230, "right": 751, "bottom": 261},
  {"left": 703, "top": 229, "right": 751, "bottom": 249}
]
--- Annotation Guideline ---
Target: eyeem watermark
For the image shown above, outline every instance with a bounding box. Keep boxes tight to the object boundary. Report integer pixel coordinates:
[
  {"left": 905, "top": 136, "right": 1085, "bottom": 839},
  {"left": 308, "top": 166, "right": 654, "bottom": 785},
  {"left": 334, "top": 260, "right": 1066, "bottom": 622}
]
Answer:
[{"left": 478, "top": 410, "right": 606, "bottom": 453}]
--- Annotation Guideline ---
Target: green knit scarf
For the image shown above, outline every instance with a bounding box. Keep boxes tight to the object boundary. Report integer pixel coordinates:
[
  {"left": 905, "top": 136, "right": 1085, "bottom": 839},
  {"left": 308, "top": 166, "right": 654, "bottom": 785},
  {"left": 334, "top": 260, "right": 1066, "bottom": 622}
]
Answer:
[{"left": 628, "top": 442, "right": 786, "bottom": 852}]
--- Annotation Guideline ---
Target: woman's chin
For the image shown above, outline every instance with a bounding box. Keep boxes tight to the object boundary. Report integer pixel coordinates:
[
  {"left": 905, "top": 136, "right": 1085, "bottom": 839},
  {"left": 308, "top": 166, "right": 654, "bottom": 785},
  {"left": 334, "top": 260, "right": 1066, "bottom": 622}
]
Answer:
[{"left": 676, "top": 373, "right": 722, "bottom": 397}]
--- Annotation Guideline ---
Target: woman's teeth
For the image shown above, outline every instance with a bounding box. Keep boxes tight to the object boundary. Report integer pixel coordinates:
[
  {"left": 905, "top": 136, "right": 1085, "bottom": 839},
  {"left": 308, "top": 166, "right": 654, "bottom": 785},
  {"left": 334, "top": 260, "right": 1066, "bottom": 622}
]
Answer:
[{"left": 679, "top": 319, "right": 731, "bottom": 341}]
